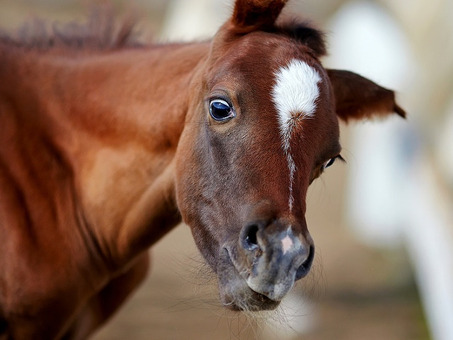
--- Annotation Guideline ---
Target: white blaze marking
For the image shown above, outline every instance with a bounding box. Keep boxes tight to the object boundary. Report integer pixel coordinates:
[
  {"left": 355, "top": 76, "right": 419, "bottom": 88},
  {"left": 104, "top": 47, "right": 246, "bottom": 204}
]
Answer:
[{"left": 271, "top": 59, "right": 321, "bottom": 211}]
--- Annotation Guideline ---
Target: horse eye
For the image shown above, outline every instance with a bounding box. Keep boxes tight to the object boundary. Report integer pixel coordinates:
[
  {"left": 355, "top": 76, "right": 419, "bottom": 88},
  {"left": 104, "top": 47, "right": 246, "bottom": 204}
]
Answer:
[
  {"left": 322, "top": 155, "right": 344, "bottom": 170},
  {"left": 323, "top": 157, "right": 337, "bottom": 170},
  {"left": 209, "top": 99, "right": 235, "bottom": 122}
]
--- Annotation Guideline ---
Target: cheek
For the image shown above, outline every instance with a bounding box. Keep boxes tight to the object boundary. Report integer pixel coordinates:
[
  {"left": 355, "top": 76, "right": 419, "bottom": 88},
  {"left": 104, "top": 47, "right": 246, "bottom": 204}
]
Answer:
[
  {"left": 174, "top": 128, "right": 230, "bottom": 228},
  {"left": 174, "top": 128, "right": 202, "bottom": 222}
]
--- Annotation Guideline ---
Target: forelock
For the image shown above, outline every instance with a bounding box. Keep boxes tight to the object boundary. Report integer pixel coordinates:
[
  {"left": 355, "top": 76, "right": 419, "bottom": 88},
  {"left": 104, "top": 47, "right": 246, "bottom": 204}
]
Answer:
[{"left": 275, "top": 19, "right": 327, "bottom": 57}]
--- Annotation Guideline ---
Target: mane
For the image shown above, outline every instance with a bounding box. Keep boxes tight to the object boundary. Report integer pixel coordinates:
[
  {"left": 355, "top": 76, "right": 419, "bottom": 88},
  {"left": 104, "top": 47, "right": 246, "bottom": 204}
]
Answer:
[
  {"left": 0, "top": 7, "right": 326, "bottom": 59},
  {"left": 276, "top": 18, "right": 327, "bottom": 57},
  {"left": 0, "top": 7, "right": 145, "bottom": 54}
]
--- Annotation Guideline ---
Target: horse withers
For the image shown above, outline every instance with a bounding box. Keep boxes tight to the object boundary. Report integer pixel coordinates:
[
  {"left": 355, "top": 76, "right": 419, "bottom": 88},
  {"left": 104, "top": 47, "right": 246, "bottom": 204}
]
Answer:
[{"left": 0, "top": 0, "right": 405, "bottom": 338}]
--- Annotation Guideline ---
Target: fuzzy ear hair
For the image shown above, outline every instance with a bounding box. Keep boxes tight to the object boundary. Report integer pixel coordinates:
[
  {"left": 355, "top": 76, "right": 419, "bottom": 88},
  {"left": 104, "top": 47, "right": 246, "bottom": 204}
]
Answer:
[
  {"left": 327, "top": 70, "right": 406, "bottom": 122},
  {"left": 231, "top": 0, "right": 289, "bottom": 33}
]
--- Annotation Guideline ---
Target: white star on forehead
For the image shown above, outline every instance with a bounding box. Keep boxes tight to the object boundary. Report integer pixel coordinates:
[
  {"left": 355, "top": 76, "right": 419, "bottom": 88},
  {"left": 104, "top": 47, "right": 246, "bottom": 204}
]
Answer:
[{"left": 272, "top": 59, "right": 321, "bottom": 130}]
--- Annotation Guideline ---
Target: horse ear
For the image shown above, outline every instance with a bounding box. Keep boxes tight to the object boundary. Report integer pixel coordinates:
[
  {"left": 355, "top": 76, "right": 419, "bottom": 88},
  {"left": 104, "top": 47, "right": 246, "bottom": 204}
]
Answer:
[
  {"left": 231, "top": 0, "right": 289, "bottom": 33},
  {"left": 327, "top": 69, "right": 406, "bottom": 122}
]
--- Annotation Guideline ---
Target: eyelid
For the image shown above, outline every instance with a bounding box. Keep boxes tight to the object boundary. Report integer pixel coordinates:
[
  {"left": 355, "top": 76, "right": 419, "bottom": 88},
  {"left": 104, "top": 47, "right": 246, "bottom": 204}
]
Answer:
[
  {"left": 210, "top": 98, "right": 230, "bottom": 106},
  {"left": 207, "top": 90, "right": 234, "bottom": 107}
]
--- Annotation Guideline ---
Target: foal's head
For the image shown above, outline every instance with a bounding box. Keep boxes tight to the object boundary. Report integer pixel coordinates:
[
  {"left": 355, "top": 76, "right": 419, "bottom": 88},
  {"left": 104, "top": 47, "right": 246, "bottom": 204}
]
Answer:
[{"left": 175, "top": 0, "right": 404, "bottom": 311}]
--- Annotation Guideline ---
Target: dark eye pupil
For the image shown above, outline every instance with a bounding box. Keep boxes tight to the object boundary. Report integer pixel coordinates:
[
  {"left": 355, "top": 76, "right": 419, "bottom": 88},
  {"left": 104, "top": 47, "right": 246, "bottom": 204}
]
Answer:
[
  {"left": 324, "top": 158, "right": 336, "bottom": 169},
  {"left": 210, "top": 100, "right": 234, "bottom": 121}
]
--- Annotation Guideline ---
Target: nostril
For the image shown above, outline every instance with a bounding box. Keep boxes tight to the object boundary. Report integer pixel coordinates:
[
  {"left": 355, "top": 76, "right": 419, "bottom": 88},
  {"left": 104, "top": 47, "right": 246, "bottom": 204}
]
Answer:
[
  {"left": 242, "top": 223, "right": 259, "bottom": 251},
  {"left": 295, "top": 245, "right": 315, "bottom": 280}
]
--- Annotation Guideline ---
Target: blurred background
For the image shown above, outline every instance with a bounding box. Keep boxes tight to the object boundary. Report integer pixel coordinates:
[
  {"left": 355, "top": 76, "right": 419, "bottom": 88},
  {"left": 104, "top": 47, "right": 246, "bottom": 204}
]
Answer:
[{"left": 1, "top": 0, "right": 452, "bottom": 339}]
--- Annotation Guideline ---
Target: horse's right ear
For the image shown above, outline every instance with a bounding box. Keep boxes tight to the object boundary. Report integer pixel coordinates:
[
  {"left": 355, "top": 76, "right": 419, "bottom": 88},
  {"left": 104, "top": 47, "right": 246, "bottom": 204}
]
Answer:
[{"left": 231, "top": 0, "right": 289, "bottom": 33}]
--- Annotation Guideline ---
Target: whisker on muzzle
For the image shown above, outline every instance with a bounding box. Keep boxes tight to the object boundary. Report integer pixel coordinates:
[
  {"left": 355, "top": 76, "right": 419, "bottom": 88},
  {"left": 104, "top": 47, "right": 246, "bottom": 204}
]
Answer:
[{"left": 158, "top": 249, "right": 323, "bottom": 339}]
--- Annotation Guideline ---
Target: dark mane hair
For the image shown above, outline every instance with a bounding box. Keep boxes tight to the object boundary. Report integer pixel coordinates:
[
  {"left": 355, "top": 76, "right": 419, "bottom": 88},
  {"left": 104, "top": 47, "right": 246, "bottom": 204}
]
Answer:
[
  {"left": 0, "top": 7, "right": 325, "bottom": 58},
  {"left": 0, "top": 6, "right": 144, "bottom": 53},
  {"left": 276, "top": 18, "right": 327, "bottom": 57}
]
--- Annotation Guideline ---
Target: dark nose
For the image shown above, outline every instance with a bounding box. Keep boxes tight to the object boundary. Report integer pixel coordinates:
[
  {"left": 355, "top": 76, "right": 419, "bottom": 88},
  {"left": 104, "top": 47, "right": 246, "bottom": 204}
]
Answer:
[{"left": 238, "top": 219, "right": 314, "bottom": 301}]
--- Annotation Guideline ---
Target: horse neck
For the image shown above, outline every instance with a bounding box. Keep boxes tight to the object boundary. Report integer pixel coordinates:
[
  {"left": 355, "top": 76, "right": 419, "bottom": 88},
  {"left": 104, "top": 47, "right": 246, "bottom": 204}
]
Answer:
[{"left": 7, "top": 42, "right": 209, "bottom": 269}]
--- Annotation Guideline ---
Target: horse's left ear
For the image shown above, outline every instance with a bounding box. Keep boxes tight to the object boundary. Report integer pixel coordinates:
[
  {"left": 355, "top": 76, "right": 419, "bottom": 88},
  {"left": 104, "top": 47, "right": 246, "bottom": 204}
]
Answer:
[
  {"left": 231, "top": 0, "right": 289, "bottom": 33},
  {"left": 327, "top": 69, "right": 406, "bottom": 122}
]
